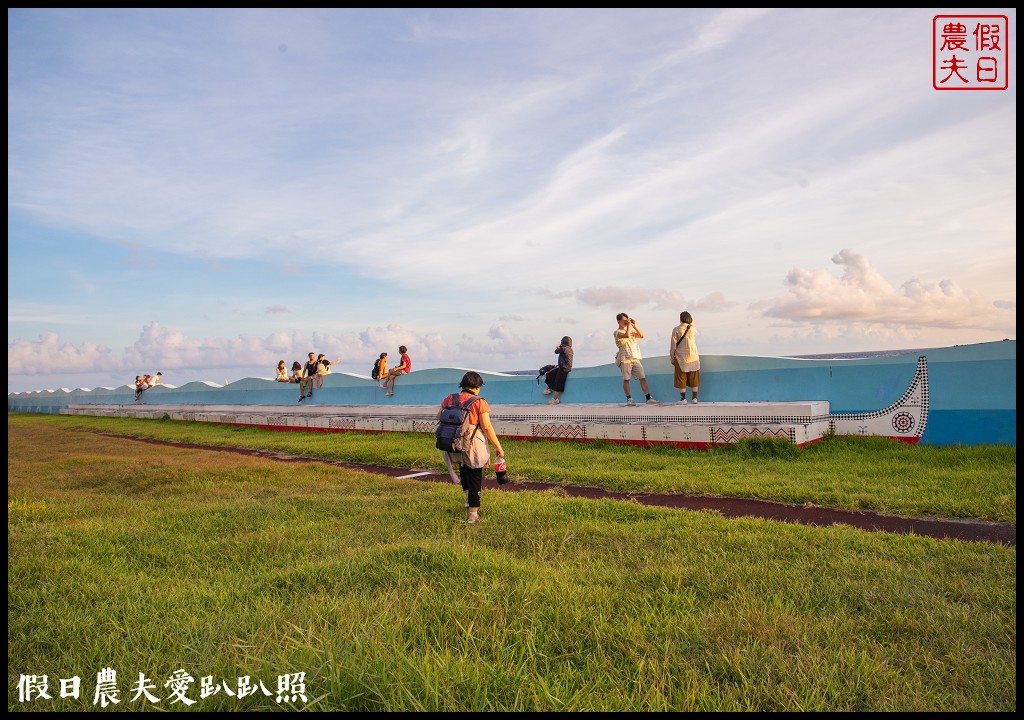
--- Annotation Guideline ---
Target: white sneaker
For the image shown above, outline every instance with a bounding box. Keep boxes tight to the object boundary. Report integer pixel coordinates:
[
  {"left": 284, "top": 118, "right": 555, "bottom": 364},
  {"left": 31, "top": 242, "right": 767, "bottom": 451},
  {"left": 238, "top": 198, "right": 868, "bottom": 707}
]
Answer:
[
  {"left": 625, "top": 398, "right": 636, "bottom": 406},
  {"left": 645, "top": 398, "right": 660, "bottom": 405},
  {"left": 691, "top": 399, "right": 699, "bottom": 404},
  {"left": 679, "top": 399, "right": 688, "bottom": 405}
]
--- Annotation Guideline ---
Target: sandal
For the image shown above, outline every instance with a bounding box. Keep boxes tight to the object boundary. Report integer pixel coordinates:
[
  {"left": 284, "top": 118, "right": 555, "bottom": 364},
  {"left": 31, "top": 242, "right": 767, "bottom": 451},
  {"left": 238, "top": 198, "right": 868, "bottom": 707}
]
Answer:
[
  {"left": 542, "top": 388, "right": 552, "bottom": 395},
  {"left": 548, "top": 398, "right": 559, "bottom": 405},
  {"left": 467, "top": 511, "right": 479, "bottom": 524}
]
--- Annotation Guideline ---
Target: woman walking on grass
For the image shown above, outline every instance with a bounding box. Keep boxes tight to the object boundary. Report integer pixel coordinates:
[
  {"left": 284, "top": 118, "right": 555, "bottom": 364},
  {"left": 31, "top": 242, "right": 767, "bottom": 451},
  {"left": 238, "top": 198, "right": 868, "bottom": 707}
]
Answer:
[{"left": 437, "top": 371, "right": 505, "bottom": 525}]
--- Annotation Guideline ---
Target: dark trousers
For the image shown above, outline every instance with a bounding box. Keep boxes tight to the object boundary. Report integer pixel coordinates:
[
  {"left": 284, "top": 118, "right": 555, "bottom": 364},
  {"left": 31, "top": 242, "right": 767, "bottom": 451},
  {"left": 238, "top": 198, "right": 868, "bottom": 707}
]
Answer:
[{"left": 459, "top": 464, "right": 484, "bottom": 507}]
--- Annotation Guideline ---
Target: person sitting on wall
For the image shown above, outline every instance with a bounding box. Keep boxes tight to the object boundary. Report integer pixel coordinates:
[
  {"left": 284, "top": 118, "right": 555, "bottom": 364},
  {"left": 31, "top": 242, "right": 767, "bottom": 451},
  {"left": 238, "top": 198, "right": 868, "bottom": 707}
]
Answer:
[
  {"left": 372, "top": 352, "right": 388, "bottom": 382},
  {"left": 314, "top": 353, "right": 342, "bottom": 390},
  {"left": 276, "top": 361, "right": 290, "bottom": 382},
  {"left": 380, "top": 345, "right": 411, "bottom": 397},
  {"left": 299, "top": 353, "right": 318, "bottom": 401}
]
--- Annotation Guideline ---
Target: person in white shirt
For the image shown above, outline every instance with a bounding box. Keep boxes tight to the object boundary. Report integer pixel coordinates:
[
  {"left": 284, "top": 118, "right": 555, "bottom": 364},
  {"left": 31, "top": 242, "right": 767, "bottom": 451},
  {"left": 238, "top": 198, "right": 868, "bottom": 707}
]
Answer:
[
  {"left": 669, "top": 311, "right": 701, "bottom": 404},
  {"left": 614, "top": 313, "right": 658, "bottom": 406}
]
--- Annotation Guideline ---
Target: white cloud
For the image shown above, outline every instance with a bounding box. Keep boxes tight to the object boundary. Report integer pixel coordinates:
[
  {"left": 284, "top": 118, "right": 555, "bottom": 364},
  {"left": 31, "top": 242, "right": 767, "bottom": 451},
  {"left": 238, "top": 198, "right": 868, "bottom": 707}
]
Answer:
[
  {"left": 757, "top": 249, "right": 1011, "bottom": 330},
  {"left": 8, "top": 321, "right": 463, "bottom": 382},
  {"left": 8, "top": 332, "right": 115, "bottom": 375}
]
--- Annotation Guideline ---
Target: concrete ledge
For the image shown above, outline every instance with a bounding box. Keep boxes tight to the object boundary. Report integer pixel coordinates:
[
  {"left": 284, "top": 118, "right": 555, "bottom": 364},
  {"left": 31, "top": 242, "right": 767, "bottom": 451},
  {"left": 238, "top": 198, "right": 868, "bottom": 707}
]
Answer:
[{"left": 62, "top": 400, "right": 832, "bottom": 448}]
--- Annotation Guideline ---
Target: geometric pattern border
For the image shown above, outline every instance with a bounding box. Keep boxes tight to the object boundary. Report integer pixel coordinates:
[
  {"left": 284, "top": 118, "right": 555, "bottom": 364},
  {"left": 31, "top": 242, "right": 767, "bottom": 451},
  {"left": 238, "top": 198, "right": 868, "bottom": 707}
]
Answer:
[
  {"left": 829, "top": 356, "right": 929, "bottom": 439},
  {"left": 710, "top": 426, "right": 795, "bottom": 444},
  {"left": 531, "top": 423, "right": 587, "bottom": 439}
]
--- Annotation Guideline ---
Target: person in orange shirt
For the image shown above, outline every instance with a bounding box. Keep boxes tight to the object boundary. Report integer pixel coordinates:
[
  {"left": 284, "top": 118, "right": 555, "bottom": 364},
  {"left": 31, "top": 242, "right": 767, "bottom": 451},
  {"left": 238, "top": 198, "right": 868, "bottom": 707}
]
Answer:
[
  {"left": 436, "top": 371, "right": 504, "bottom": 525},
  {"left": 371, "top": 352, "right": 388, "bottom": 381},
  {"left": 380, "top": 345, "right": 411, "bottom": 397}
]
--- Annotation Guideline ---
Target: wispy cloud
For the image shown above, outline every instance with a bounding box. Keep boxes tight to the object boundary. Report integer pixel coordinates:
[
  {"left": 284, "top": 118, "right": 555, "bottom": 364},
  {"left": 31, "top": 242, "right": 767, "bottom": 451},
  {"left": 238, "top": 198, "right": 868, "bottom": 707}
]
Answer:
[
  {"left": 7, "top": 8, "right": 1015, "bottom": 390},
  {"left": 542, "top": 286, "right": 688, "bottom": 311}
]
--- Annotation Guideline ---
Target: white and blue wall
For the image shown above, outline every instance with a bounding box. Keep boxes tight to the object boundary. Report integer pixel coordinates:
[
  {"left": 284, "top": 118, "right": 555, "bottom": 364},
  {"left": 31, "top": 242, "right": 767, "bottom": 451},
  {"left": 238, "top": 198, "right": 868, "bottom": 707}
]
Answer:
[{"left": 8, "top": 340, "right": 1015, "bottom": 447}]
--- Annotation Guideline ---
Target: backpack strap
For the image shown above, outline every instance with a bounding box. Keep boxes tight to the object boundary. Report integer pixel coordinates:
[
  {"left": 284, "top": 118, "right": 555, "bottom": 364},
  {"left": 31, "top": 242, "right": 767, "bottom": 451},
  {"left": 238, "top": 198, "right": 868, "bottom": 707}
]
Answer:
[
  {"left": 675, "top": 324, "right": 691, "bottom": 348},
  {"left": 459, "top": 394, "right": 483, "bottom": 442},
  {"left": 459, "top": 394, "right": 483, "bottom": 413}
]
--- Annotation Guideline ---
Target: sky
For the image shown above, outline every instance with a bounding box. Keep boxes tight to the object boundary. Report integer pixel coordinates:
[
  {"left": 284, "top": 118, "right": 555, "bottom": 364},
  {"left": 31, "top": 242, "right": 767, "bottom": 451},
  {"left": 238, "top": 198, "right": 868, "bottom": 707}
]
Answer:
[{"left": 8, "top": 8, "right": 1017, "bottom": 392}]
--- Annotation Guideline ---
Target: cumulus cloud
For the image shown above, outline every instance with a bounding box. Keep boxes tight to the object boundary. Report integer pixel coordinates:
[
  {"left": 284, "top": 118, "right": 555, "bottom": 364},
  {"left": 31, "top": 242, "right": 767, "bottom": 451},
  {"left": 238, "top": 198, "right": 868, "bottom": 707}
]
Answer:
[
  {"left": 122, "top": 322, "right": 302, "bottom": 371},
  {"left": 8, "top": 332, "right": 116, "bottom": 375},
  {"left": 8, "top": 321, "right": 468, "bottom": 383},
  {"left": 455, "top": 324, "right": 543, "bottom": 364},
  {"left": 756, "top": 249, "right": 1009, "bottom": 330},
  {"left": 118, "top": 322, "right": 460, "bottom": 372},
  {"left": 354, "top": 326, "right": 452, "bottom": 365}
]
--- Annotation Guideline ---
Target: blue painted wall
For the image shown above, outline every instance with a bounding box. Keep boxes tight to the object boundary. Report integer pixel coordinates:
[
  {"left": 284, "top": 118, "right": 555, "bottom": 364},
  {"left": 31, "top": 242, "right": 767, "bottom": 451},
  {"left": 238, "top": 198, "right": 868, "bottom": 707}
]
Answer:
[{"left": 9, "top": 340, "right": 1016, "bottom": 446}]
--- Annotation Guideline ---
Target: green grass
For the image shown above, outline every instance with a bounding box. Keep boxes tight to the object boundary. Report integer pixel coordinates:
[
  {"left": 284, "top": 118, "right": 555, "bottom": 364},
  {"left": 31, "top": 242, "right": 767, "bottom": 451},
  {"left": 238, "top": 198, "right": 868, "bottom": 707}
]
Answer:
[
  {"left": 13, "top": 412, "right": 1016, "bottom": 523},
  {"left": 7, "top": 414, "right": 1017, "bottom": 711}
]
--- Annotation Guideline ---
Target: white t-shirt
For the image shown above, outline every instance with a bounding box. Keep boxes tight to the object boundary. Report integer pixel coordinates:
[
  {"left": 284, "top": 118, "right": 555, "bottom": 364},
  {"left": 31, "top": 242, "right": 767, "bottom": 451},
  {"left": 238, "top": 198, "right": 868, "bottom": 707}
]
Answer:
[{"left": 614, "top": 329, "right": 642, "bottom": 361}]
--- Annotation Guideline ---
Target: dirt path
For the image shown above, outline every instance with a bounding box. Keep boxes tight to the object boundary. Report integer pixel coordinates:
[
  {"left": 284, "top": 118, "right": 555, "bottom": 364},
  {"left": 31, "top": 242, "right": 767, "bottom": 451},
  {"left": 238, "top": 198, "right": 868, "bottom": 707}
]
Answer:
[{"left": 102, "top": 433, "right": 1015, "bottom": 546}]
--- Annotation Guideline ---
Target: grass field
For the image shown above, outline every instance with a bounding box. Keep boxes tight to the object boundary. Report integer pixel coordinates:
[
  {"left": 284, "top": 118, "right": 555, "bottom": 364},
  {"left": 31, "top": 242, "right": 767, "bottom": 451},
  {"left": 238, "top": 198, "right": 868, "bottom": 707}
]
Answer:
[{"left": 7, "top": 413, "right": 1017, "bottom": 711}]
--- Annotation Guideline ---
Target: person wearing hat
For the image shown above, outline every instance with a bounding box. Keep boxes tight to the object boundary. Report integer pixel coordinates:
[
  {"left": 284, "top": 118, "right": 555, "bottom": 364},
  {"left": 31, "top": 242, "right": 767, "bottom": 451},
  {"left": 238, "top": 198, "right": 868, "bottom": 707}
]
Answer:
[{"left": 436, "top": 371, "right": 505, "bottom": 525}]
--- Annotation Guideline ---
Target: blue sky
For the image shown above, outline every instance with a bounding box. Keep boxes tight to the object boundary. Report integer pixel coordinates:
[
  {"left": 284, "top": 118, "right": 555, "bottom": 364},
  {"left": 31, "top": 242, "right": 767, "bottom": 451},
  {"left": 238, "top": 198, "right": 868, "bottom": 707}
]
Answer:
[{"left": 8, "top": 8, "right": 1016, "bottom": 392}]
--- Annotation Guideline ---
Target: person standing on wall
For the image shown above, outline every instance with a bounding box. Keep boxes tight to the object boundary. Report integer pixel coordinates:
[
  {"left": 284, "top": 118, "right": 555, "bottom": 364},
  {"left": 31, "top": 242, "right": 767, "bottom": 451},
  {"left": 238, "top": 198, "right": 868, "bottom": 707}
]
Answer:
[
  {"left": 669, "top": 311, "right": 701, "bottom": 404},
  {"left": 614, "top": 313, "right": 658, "bottom": 406}
]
